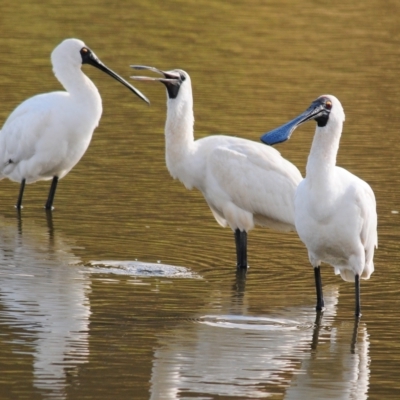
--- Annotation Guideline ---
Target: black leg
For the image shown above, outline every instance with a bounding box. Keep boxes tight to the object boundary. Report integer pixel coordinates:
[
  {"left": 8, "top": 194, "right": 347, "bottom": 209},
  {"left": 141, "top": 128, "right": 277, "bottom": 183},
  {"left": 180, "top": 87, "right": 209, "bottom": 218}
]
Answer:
[
  {"left": 234, "top": 229, "right": 248, "bottom": 269},
  {"left": 45, "top": 176, "right": 59, "bottom": 210},
  {"left": 15, "top": 178, "right": 26, "bottom": 209},
  {"left": 314, "top": 266, "right": 325, "bottom": 311},
  {"left": 355, "top": 274, "right": 361, "bottom": 318}
]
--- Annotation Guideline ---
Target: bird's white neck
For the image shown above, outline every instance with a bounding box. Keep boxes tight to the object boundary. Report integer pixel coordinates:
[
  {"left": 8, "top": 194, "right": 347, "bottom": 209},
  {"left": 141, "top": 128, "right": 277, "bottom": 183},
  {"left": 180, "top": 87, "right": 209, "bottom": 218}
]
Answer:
[
  {"left": 306, "top": 121, "right": 342, "bottom": 185},
  {"left": 165, "top": 95, "right": 195, "bottom": 175},
  {"left": 54, "top": 65, "right": 101, "bottom": 102}
]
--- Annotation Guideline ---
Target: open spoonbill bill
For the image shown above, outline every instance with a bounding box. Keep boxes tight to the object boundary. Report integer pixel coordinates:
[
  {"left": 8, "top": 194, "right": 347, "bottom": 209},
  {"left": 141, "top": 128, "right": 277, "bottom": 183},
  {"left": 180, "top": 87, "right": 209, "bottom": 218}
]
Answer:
[
  {"left": 261, "top": 95, "right": 377, "bottom": 317},
  {"left": 0, "top": 38, "right": 149, "bottom": 210},
  {"left": 131, "top": 66, "right": 302, "bottom": 269}
]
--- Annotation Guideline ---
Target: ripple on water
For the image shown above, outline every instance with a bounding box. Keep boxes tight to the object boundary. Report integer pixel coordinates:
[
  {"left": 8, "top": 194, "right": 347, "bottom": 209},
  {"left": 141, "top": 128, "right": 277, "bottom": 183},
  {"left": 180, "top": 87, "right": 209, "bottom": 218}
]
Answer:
[
  {"left": 197, "top": 314, "right": 312, "bottom": 331},
  {"left": 87, "top": 260, "right": 203, "bottom": 279}
]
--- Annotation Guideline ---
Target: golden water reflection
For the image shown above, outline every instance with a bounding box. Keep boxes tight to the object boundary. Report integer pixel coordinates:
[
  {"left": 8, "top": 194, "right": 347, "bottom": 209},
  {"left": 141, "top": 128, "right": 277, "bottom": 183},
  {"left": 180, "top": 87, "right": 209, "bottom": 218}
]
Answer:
[
  {"left": 0, "top": 0, "right": 399, "bottom": 399},
  {"left": 0, "top": 215, "right": 90, "bottom": 399},
  {"left": 150, "top": 285, "right": 370, "bottom": 399}
]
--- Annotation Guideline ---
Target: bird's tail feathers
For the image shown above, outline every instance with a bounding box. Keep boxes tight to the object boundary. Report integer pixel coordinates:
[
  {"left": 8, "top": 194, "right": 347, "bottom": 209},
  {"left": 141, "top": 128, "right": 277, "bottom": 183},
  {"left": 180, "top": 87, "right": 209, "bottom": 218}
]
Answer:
[{"left": 334, "top": 262, "right": 374, "bottom": 282}]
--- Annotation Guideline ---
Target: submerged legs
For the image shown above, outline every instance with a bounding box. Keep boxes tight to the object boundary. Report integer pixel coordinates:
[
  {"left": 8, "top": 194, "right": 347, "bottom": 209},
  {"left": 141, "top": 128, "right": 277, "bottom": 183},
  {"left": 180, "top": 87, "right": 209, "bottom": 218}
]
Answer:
[
  {"left": 45, "top": 176, "right": 59, "bottom": 210},
  {"left": 355, "top": 274, "right": 361, "bottom": 318},
  {"left": 15, "top": 178, "right": 26, "bottom": 209},
  {"left": 311, "top": 310, "right": 323, "bottom": 351},
  {"left": 234, "top": 229, "right": 248, "bottom": 269},
  {"left": 314, "top": 266, "right": 325, "bottom": 311}
]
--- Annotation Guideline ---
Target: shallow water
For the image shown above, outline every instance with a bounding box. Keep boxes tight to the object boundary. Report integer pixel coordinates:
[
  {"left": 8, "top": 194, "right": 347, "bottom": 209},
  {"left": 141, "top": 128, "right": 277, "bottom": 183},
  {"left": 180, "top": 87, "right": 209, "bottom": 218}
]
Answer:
[{"left": 0, "top": 0, "right": 400, "bottom": 399}]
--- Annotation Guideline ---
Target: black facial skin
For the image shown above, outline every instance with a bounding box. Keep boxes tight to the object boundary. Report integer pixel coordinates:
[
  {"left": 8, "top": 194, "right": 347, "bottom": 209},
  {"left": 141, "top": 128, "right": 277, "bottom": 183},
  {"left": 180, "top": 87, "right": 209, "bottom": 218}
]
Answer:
[
  {"left": 79, "top": 47, "right": 150, "bottom": 104},
  {"left": 80, "top": 47, "right": 98, "bottom": 65},
  {"left": 316, "top": 113, "right": 329, "bottom": 127},
  {"left": 313, "top": 97, "right": 332, "bottom": 127},
  {"left": 163, "top": 73, "right": 186, "bottom": 99},
  {"left": 260, "top": 96, "right": 334, "bottom": 146}
]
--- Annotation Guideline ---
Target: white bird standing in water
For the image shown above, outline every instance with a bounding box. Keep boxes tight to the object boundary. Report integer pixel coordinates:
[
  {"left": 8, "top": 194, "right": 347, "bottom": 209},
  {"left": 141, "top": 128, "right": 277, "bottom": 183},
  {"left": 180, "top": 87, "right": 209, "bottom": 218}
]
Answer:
[
  {"left": 0, "top": 38, "right": 149, "bottom": 210},
  {"left": 131, "top": 66, "right": 302, "bottom": 269},
  {"left": 261, "top": 95, "right": 377, "bottom": 317}
]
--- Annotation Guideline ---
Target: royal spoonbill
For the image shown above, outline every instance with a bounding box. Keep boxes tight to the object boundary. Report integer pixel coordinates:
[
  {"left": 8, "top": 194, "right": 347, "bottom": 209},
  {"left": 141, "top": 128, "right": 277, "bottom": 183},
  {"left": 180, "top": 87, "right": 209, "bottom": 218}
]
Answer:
[
  {"left": 0, "top": 38, "right": 149, "bottom": 210},
  {"left": 261, "top": 95, "right": 377, "bottom": 317},
  {"left": 131, "top": 66, "right": 302, "bottom": 269}
]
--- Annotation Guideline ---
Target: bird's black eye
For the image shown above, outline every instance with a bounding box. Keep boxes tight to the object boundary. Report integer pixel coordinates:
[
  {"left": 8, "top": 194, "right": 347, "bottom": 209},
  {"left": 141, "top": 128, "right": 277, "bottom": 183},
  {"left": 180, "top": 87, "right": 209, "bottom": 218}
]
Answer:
[
  {"left": 180, "top": 73, "right": 186, "bottom": 82},
  {"left": 325, "top": 100, "right": 332, "bottom": 110},
  {"left": 81, "top": 47, "right": 88, "bottom": 53}
]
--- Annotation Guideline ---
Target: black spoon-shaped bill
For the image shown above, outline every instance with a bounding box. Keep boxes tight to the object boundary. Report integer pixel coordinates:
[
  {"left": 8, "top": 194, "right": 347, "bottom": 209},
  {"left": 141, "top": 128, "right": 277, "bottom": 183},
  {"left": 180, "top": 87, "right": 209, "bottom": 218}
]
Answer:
[
  {"left": 260, "top": 98, "right": 329, "bottom": 146},
  {"left": 81, "top": 49, "right": 150, "bottom": 104}
]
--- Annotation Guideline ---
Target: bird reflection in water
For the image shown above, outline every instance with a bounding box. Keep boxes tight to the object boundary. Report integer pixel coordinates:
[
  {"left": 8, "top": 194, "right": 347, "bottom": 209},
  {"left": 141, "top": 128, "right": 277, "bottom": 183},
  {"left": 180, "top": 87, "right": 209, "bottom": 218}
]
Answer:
[
  {"left": 0, "top": 213, "right": 90, "bottom": 399},
  {"left": 149, "top": 279, "right": 370, "bottom": 399},
  {"left": 287, "top": 312, "right": 369, "bottom": 399}
]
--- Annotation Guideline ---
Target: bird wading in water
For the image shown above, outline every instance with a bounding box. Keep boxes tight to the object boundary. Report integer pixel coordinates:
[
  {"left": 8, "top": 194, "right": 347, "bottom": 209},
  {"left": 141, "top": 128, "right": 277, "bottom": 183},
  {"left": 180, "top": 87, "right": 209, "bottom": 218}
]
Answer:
[
  {"left": 261, "top": 95, "right": 377, "bottom": 317},
  {"left": 132, "top": 66, "right": 302, "bottom": 269},
  {"left": 0, "top": 38, "right": 149, "bottom": 210}
]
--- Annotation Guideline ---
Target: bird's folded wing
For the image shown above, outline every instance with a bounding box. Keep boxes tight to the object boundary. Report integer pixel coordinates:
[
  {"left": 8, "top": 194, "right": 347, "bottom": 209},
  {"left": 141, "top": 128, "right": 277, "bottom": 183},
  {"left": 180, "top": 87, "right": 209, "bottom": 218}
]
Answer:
[
  {"left": 0, "top": 96, "right": 53, "bottom": 166},
  {"left": 207, "top": 141, "right": 302, "bottom": 224},
  {"left": 356, "top": 179, "right": 378, "bottom": 251}
]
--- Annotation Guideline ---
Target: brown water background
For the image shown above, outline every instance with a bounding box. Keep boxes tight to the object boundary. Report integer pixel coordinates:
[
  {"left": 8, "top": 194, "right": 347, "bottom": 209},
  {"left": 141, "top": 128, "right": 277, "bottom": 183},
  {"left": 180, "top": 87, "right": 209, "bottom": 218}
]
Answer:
[{"left": 0, "top": 0, "right": 399, "bottom": 399}]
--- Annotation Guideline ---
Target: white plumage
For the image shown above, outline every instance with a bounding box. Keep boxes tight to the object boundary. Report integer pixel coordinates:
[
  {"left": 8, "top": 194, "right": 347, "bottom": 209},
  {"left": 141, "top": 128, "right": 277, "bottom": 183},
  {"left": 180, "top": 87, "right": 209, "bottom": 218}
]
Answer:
[
  {"left": 0, "top": 38, "right": 149, "bottom": 209},
  {"left": 132, "top": 66, "right": 302, "bottom": 268},
  {"left": 261, "top": 94, "right": 377, "bottom": 316}
]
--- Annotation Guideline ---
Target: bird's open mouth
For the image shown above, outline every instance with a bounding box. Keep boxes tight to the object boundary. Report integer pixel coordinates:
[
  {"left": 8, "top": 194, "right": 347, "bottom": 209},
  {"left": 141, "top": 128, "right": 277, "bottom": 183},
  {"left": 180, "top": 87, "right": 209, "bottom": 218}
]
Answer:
[
  {"left": 130, "top": 66, "right": 183, "bottom": 99},
  {"left": 130, "top": 65, "right": 180, "bottom": 83}
]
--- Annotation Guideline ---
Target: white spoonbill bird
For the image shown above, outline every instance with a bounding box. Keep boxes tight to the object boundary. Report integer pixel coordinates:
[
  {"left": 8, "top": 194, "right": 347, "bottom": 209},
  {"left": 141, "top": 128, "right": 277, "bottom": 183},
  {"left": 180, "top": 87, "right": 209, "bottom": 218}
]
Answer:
[
  {"left": 261, "top": 95, "right": 377, "bottom": 317},
  {"left": 0, "top": 38, "right": 149, "bottom": 210},
  {"left": 131, "top": 66, "right": 302, "bottom": 269}
]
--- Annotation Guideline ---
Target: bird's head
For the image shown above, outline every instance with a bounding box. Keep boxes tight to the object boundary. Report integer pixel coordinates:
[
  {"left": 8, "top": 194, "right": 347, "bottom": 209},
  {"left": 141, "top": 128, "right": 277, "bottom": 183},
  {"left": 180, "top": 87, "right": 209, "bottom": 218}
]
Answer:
[
  {"left": 260, "top": 94, "right": 345, "bottom": 146},
  {"left": 131, "top": 66, "right": 191, "bottom": 101},
  {"left": 51, "top": 38, "right": 149, "bottom": 104},
  {"left": 51, "top": 38, "right": 87, "bottom": 69}
]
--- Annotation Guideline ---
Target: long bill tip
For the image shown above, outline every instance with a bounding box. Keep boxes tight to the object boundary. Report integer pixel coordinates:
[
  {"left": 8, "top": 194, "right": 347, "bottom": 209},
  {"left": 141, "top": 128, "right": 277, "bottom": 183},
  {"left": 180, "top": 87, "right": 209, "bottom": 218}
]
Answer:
[
  {"left": 260, "top": 127, "right": 291, "bottom": 146},
  {"left": 90, "top": 61, "right": 151, "bottom": 105},
  {"left": 130, "top": 65, "right": 164, "bottom": 75},
  {"left": 260, "top": 112, "right": 310, "bottom": 146},
  {"left": 130, "top": 76, "right": 178, "bottom": 83},
  {"left": 132, "top": 88, "right": 150, "bottom": 104},
  {"left": 130, "top": 65, "right": 151, "bottom": 70}
]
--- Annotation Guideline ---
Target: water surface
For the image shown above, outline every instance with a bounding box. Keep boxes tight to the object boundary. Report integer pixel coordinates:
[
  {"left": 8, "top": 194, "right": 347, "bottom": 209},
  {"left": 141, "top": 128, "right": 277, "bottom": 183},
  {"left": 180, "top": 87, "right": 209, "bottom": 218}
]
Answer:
[{"left": 0, "top": 1, "right": 399, "bottom": 399}]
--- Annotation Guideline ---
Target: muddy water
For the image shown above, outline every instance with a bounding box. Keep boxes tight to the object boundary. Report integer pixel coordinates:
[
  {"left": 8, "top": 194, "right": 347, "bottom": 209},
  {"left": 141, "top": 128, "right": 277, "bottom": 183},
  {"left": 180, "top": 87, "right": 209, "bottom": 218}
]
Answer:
[{"left": 0, "top": 0, "right": 399, "bottom": 399}]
